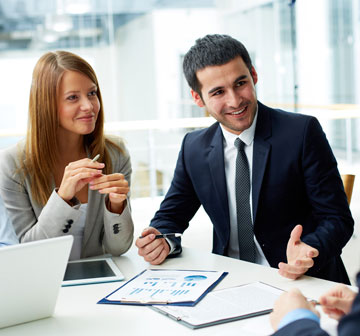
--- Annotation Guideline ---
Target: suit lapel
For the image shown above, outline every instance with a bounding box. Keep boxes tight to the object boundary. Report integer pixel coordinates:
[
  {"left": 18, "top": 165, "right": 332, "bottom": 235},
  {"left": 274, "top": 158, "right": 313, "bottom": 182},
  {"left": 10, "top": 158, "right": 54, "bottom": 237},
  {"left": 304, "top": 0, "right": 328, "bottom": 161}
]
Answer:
[
  {"left": 206, "top": 124, "right": 230, "bottom": 240},
  {"left": 252, "top": 103, "right": 272, "bottom": 223}
]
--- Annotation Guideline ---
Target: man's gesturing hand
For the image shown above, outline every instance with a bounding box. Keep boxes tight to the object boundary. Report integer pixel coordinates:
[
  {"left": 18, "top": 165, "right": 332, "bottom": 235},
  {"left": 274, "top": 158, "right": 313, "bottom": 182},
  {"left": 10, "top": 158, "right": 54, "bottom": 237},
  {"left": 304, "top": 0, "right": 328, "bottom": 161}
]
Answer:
[{"left": 278, "top": 225, "right": 319, "bottom": 280}]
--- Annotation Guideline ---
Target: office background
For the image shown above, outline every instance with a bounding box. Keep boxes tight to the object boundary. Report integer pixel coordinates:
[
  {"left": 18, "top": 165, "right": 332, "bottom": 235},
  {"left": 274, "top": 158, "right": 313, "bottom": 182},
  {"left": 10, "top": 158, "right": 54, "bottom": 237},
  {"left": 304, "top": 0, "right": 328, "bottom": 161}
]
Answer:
[{"left": 0, "top": 0, "right": 359, "bottom": 282}]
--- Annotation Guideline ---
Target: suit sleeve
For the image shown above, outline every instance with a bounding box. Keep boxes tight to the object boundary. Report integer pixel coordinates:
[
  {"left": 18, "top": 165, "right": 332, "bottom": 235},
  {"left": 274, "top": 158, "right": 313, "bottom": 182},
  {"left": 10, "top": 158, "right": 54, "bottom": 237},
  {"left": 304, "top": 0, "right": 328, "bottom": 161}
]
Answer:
[
  {"left": 102, "top": 141, "right": 134, "bottom": 256},
  {"left": 0, "top": 146, "right": 83, "bottom": 241},
  {"left": 300, "top": 117, "right": 353, "bottom": 274},
  {"left": 150, "top": 133, "right": 201, "bottom": 254},
  {"left": 272, "top": 319, "right": 329, "bottom": 336}
]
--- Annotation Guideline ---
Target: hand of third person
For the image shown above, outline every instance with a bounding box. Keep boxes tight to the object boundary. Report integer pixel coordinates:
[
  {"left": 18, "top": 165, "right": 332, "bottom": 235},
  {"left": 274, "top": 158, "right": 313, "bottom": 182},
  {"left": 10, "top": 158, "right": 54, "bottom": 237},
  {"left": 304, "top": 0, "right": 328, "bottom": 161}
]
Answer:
[{"left": 319, "top": 284, "right": 357, "bottom": 320}]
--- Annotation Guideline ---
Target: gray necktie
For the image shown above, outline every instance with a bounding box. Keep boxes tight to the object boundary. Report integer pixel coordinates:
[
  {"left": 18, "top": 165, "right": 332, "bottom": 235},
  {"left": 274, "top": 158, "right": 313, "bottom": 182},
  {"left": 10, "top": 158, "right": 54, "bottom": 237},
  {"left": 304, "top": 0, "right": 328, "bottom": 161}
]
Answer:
[{"left": 234, "top": 138, "right": 256, "bottom": 262}]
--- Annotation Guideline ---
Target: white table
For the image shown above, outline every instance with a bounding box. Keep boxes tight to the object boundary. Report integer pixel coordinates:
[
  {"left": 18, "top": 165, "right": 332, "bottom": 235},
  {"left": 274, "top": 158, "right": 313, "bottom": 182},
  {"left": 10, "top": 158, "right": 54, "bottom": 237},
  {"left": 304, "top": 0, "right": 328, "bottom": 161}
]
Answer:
[{"left": 1, "top": 247, "right": 339, "bottom": 335}]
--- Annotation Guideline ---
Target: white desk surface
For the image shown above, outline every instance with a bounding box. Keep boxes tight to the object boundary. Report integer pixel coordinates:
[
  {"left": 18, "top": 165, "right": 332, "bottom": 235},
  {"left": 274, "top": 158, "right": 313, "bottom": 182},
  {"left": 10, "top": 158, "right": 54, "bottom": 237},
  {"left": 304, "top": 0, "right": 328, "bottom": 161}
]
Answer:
[{"left": 1, "top": 246, "right": 339, "bottom": 335}]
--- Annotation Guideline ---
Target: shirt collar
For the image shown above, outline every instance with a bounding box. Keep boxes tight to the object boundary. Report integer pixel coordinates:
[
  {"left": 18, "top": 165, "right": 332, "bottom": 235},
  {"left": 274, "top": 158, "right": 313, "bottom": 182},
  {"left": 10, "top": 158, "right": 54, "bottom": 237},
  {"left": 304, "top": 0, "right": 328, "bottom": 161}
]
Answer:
[{"left": 220, "top": 105, "right": 258, "bottom": 147}]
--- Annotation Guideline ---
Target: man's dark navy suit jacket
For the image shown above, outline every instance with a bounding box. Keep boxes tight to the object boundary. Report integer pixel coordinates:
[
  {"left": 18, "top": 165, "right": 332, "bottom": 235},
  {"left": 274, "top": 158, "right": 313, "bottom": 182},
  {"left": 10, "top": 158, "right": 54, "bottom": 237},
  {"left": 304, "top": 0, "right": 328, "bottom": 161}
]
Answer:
[{"left": 151, "top": 101, "right": 354, "bottom": 284}]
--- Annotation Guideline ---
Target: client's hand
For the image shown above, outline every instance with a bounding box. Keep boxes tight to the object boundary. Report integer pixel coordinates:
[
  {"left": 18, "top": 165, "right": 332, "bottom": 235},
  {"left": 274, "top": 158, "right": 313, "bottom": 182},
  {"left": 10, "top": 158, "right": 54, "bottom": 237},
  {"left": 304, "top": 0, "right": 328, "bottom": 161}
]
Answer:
[
  {"left": 319, "top": 284, "right": 357, "bottom": 320},
  {"left": 270, "top": 288, "right": 319, "bottom": 331}
]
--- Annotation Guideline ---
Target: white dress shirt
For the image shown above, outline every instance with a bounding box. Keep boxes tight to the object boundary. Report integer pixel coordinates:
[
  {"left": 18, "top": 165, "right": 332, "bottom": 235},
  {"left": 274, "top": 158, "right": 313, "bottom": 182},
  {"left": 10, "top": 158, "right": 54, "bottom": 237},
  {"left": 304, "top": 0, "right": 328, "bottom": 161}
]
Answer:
[{"left": 220, "top": 110, "right": 270, "bottom": 266}]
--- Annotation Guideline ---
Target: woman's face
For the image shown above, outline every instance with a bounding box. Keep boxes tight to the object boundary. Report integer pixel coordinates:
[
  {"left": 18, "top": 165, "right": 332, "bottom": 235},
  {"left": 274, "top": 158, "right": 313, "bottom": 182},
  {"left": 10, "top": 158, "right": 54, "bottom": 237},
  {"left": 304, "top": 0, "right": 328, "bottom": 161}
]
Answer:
[{"left": 57, "top": 70, "right": 100, "bottom": 137}]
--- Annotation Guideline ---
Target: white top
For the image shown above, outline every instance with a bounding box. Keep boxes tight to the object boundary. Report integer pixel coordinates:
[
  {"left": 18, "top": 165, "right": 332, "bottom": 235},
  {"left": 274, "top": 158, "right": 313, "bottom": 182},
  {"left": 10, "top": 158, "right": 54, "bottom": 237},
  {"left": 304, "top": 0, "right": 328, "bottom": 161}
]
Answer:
[
  {"left": 220, "top": 110, "right": 270, "bottom": 266},
  {"left": 67, "top": 203, "right": 87, "bottom": 260}
]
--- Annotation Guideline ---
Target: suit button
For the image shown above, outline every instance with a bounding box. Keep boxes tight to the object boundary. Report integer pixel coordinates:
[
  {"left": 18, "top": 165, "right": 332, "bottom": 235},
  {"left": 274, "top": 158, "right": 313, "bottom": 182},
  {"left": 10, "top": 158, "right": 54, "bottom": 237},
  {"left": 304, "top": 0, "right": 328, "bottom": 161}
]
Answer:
[
  {"left": 67, "top": 219, "right": 73, "bottom": 224},
  {"left": 113, "top": 223, "right": 120, "bottom": 234},
  {"left": 63, "top": 228, "right": 69, "bottom": 233}
]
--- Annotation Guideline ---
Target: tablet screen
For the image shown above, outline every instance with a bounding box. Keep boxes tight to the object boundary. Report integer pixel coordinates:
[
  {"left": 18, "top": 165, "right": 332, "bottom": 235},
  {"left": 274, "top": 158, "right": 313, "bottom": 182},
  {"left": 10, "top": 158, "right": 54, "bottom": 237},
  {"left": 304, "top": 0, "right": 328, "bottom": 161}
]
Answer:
[
  {"left": 62, "top": 258, "right": 124, "bottom": 286},
  {"left": 64, "top": 260, "right": 115, "bottom": 280}
]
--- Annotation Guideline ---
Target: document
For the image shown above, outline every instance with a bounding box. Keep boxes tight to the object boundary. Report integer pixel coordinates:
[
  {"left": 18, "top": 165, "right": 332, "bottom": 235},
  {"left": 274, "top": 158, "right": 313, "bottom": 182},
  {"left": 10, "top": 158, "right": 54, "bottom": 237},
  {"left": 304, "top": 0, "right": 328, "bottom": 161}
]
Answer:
[
  {"left": 151, "top": 282, "right": 284, "bottom": 329},
  {"left": 98, "top": 269, "right": 227, "bottom": 306}
]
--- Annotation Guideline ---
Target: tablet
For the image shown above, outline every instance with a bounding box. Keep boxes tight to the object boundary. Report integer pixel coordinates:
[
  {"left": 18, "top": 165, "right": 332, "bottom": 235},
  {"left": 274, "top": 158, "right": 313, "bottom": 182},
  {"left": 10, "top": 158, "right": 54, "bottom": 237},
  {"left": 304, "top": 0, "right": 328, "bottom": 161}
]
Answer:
[{"left": 62, "top": 257, "right": 124, "bottom": 287}]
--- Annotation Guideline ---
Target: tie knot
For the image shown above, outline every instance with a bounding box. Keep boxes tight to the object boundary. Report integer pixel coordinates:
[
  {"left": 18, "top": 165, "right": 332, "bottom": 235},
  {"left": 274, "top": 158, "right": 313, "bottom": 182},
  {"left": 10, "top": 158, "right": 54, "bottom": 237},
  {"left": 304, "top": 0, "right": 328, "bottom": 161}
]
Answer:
[{"left": 234, "top": 138, "right": 245, "bottom": 151}]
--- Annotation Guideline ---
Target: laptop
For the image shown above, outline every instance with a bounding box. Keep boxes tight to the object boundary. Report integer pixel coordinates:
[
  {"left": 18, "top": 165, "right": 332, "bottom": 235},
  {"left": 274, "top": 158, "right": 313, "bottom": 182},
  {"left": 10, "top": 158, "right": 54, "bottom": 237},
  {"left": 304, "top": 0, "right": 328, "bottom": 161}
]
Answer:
[{"left": 0, "top": 235, "right": 73, "bottom": 329}]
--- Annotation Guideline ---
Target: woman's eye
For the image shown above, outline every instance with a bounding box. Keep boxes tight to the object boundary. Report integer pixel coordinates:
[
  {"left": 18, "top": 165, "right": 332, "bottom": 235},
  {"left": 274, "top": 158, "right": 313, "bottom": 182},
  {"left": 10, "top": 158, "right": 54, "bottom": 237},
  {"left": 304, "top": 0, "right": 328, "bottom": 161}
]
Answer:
[
  {"left": 67, "top": 95, "right": 77, "bottom": 101},
  {"left": 89, "top": 90, "right": 97, "bottom": 96}
]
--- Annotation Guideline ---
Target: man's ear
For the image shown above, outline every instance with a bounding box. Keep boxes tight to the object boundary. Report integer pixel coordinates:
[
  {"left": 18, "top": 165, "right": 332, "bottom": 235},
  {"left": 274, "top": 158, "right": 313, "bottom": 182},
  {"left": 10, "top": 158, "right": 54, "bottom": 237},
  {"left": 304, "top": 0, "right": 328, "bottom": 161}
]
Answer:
[
  {"left": 191, "top": 89, "right": 205, "bottom": 108},
  {"left": 251, "top": 66, "right": 258, "bottom": 85}
]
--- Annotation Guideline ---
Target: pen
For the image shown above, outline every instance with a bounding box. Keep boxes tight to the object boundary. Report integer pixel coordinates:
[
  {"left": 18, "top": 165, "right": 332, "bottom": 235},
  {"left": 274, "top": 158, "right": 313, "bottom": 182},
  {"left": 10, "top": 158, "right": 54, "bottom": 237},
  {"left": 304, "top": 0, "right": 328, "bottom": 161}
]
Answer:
[
  {"left": 92, "top": 154, "right": 100, "bottom": 162},
  {"left": 309, "top": 299, "right": 321, "bottom": 306},
  {"left": 139, "top": 233, "right": 183, "bottom": 239}
]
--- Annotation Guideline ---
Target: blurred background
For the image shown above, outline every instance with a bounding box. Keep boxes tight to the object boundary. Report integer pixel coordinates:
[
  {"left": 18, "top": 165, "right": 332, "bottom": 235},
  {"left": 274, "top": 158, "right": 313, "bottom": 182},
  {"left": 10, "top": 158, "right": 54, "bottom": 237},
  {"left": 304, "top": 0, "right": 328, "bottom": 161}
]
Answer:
[{"left": 0, "top": 0, "right": 359, "bottom": 282}]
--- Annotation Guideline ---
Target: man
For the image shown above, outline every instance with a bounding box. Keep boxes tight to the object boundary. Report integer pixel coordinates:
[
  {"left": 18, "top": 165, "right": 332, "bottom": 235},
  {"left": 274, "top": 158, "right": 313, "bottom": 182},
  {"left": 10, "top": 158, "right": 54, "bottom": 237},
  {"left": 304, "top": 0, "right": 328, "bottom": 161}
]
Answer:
[
  {"left": 0, "top": 196, "right": 18, "bottom": 246},
  {"left": 270, "top": 274, "right": 360, "bottom": 335},
  {"left": 136, "top": 34, "right": 353, "bottom": 283}
]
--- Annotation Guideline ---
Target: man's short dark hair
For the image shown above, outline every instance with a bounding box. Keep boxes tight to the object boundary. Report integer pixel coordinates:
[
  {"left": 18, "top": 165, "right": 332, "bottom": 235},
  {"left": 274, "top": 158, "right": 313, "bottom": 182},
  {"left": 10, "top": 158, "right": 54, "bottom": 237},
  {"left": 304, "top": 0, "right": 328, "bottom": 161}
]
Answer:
[{"left": 183, "top": 34, "right": 253, "bottom": 95}]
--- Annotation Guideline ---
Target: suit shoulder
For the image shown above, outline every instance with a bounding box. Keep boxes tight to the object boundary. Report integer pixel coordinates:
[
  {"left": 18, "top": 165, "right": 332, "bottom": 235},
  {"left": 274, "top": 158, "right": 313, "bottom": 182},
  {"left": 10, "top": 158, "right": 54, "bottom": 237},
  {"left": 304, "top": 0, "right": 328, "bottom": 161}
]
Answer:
[
  {"left": 262, "top": 104, "right": 320, "bottom": 132},
  {"left": 270, "top": 106, "right": 315, "bottom": 124},
  {"left": 183, "top": 122, "right": 220, "bottom": 145},
  {"left": 105, "top": 135, "right": 129, "bottom": 158},
  {"left": 105, "top": 135, "right": 131, "bottom": 174},
  {"left": 0, "top": 141, "right": 25, "bottom": 170}
]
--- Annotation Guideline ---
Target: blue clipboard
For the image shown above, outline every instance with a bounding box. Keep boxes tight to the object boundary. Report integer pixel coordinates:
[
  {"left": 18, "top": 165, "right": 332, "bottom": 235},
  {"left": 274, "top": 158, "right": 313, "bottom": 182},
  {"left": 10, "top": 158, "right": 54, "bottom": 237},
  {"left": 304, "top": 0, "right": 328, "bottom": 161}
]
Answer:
[{"left": 97, "top": 269, "right": 228, "bottom": 306}]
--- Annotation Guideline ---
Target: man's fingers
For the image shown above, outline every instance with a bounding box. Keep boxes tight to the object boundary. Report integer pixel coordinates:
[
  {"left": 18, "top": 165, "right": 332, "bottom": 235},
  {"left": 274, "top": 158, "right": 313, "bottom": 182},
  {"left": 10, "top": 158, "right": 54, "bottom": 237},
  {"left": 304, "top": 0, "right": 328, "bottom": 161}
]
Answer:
[
  {"left": 278, "top": 262, "right": 306, "bottom": 279},
  {"left": 289, "top": 224, "right": 303, "bottom": 244},
  {"left": 295, "top": 257, "right": 314, "bottom": 268},
  {"left": 150, "top": 247, "right": 169, "bottom": 265},
  {"left": 307, "top": 248, "right": 319, "bottom": 258},
  {"left": 143, "top": 243, "right": 164, "bottom": 263},
  {"left": 321, "top": 296, "right": 349, "bottom": 311},
  {"left": 135, "top": 229, "right": 157, "bottom": 248}
]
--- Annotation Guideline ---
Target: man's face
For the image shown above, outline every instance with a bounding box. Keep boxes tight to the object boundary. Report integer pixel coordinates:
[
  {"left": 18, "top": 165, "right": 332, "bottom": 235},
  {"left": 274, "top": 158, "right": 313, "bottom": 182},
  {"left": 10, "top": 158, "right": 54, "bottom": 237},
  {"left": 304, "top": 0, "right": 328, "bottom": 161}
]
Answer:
[{"left": 191, "top": 56, "right": 258, "bottom": 135}]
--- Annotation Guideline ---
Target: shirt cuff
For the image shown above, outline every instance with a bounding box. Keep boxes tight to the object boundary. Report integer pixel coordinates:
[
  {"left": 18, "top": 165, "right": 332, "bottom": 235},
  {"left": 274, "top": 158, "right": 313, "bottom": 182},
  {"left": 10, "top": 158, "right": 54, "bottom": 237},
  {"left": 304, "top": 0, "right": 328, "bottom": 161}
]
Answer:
[
  {"left": 165, "top": 237, "right": 176, "bottom": 254},
  {"left": 278, "top": 308, "right": 320, "bottom": 330}
]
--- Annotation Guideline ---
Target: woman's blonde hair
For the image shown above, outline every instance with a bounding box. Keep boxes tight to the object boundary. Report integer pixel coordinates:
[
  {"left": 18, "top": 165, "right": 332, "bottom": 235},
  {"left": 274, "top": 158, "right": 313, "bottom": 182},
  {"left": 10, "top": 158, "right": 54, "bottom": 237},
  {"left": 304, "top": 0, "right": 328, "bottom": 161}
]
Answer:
[{"left": 23, "top": 50, "right": 120, "bottom": 205}]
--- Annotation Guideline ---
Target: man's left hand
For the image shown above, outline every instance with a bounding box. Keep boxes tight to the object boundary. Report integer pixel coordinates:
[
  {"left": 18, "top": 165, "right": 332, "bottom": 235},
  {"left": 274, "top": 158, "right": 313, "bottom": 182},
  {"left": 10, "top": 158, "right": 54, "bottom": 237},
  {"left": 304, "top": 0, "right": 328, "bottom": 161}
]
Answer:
[{"left": 278, "top": 225, "right": 319, "bottom": 280}]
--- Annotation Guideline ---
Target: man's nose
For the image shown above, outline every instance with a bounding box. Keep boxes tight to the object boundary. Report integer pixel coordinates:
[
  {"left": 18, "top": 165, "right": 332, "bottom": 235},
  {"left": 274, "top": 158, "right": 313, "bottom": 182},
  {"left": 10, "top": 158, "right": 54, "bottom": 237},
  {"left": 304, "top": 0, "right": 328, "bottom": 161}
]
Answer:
[{"left": 226, "top": 90, "right": 241, "bottom": 108}]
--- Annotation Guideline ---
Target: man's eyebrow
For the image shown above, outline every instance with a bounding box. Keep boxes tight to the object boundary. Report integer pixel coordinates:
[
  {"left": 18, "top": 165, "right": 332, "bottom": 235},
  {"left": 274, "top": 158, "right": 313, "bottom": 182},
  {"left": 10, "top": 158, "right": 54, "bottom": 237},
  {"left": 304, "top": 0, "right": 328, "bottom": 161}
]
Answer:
[
  {"left": 207, "top": 75, "right": 248, "bottom": 95},
  {"left": 234, "top": 75, "right": 247, "bottom": 83}
]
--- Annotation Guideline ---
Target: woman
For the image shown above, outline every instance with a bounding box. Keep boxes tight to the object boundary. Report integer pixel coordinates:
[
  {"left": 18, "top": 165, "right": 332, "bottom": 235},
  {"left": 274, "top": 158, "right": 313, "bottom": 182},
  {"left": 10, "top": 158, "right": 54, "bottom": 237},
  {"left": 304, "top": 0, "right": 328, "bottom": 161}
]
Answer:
[{"left": 0, "top": 51, "right": 133, "bottom": 259}]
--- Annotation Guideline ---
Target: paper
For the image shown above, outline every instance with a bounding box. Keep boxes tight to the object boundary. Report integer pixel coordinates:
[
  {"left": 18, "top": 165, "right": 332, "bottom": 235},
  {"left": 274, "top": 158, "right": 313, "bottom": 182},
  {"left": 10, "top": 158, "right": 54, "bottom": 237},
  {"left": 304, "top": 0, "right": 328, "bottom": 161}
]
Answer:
[
  {"left": 152, "top": 282, "right": 283, "bottom": 328},
  {"left": 101, "top": 269, "right": 226, "bottom": 305}
]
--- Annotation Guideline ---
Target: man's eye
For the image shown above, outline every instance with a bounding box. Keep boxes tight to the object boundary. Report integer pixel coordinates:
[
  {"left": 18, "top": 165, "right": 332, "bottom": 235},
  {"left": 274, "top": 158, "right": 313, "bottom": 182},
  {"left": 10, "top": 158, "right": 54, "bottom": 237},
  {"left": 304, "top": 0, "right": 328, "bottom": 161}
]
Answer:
[
  {"left": 213, "top": 90, "right": 223, "bottom": 96},
  {"left": 236, "top": 81, "right": 245, "bottom": 87}
]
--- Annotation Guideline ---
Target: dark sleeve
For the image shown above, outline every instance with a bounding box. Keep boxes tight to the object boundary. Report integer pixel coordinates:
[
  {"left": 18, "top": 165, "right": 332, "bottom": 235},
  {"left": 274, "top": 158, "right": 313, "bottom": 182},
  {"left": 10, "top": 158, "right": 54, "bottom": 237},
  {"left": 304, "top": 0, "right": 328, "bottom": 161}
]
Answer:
[
  {"left": 272, "top": 319, "right": 329, "bottom": 336},
  {"left": 299, "top": 117, "right": 354, "bottom": 273},
  {"left": 150, "top": 133, "right": 201, "bottom": 255}
]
